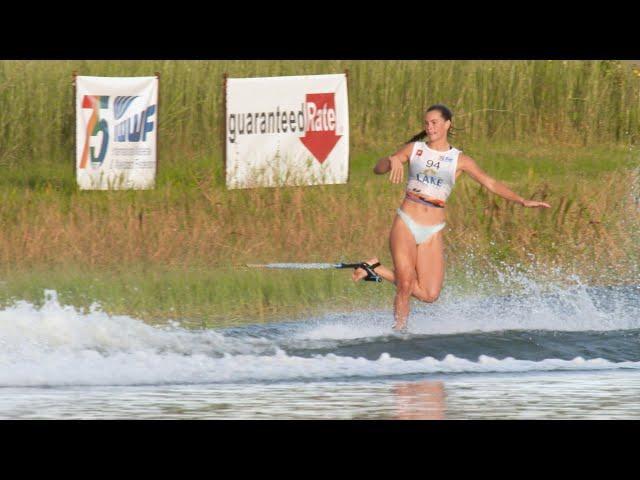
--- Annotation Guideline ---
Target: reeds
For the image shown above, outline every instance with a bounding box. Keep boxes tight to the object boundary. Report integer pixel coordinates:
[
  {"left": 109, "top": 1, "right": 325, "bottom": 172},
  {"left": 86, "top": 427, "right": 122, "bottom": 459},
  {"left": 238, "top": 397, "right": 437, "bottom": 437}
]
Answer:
[{"left": 1, "top": 60, "right": 639, "bottom": 169}]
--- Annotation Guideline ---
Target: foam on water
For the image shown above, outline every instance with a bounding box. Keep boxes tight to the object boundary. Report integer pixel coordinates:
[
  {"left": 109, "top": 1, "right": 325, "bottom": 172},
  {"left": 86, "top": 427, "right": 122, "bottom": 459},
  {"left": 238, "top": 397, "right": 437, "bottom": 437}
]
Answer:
[
  {"left": 2, "top": 341, "right": 639, "bottom": 387},
  {"left": 0, "top": 286, "right": 639, "bottom": 387}
]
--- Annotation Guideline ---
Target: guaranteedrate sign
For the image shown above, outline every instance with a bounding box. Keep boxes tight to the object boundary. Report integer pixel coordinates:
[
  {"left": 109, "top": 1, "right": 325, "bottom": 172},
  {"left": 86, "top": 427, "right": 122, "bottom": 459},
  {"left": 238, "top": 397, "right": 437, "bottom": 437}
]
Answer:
[
  {"left": 225, "top": 73, "right": 349, "bottom": 189},
  {"left": 76, "top": 76, "right": 158, "bottom": 190}
]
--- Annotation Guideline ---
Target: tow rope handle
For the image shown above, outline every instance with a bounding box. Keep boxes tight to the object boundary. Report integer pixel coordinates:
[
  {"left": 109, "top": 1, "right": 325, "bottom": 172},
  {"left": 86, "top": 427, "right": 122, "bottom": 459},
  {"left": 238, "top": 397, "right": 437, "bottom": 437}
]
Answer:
[{"left": 337, "top": 263, "right": 382, "bottom": 283}]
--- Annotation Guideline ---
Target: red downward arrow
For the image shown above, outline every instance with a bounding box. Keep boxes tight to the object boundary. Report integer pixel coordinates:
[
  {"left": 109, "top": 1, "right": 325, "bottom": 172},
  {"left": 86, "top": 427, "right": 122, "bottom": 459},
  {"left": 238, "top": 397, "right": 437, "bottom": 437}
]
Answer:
[{"left": 300, "top": 130, "right": 342, "bottom": 164}]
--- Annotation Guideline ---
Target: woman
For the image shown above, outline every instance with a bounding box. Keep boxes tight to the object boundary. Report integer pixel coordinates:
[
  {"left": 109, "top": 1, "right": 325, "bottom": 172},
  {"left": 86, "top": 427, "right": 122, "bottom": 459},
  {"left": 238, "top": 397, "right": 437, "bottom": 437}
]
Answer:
[{"left": 353, "top": 104, "right": 550, "bottom": 331}]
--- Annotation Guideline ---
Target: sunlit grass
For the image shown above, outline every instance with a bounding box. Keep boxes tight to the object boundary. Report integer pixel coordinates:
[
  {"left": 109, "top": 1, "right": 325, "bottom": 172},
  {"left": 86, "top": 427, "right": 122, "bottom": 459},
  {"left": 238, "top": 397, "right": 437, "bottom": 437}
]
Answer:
[{"left": 1, "top": 142, "right": 638, "bottom": 325}]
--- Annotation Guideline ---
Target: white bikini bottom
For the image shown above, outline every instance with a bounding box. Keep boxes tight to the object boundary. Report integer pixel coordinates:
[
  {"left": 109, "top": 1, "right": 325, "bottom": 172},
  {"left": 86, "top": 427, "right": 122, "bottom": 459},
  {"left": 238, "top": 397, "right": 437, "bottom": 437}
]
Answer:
[{"left": 397, "top": 209, "right": 445, "bottom": 245}]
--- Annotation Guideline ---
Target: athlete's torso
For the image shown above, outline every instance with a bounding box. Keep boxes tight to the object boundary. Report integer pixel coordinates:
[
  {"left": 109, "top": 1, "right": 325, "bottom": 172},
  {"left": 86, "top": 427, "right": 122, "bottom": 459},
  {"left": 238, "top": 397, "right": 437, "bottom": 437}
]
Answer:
[{"left": 401, "top": 142, "right": 462, "bottom": 224}]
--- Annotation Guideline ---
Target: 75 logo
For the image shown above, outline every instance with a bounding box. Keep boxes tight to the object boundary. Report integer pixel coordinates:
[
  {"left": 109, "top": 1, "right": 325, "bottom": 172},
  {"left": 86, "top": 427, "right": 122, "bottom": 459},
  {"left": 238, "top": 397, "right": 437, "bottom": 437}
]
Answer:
[{"left": 80, "top": 95, "right": 109, "bottom": 169}]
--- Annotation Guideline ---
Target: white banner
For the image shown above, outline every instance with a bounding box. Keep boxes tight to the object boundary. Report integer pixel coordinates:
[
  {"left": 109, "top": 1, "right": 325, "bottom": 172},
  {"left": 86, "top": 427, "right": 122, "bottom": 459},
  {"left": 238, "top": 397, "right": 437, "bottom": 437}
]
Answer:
[
  {"left": 76, "top": 76, "right": 158, "bottom": 190},
  {"left": 225, "top": 73, "right": 349, "bottom": 189}
]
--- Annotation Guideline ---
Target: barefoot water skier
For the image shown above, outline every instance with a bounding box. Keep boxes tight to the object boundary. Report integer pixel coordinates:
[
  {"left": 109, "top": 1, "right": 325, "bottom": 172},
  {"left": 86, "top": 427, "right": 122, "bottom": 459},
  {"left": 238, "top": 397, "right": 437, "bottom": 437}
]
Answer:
[{"left": 352, "top": 104, "right": 550, "bottom": 331}]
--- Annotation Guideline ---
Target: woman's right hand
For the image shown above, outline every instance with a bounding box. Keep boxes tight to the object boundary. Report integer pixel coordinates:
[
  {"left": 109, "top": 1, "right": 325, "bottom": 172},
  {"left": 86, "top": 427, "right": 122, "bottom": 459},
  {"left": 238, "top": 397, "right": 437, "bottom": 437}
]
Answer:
[{"left": 389, "top": 156, "right": 404, "bottom": 184}]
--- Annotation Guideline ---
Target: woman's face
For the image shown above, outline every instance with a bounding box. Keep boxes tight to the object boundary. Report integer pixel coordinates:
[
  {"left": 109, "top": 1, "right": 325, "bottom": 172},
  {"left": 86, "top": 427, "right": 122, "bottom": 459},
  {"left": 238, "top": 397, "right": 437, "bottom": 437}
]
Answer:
[{"left": 424, "top": 110, "right": 451, "bottom": 143}]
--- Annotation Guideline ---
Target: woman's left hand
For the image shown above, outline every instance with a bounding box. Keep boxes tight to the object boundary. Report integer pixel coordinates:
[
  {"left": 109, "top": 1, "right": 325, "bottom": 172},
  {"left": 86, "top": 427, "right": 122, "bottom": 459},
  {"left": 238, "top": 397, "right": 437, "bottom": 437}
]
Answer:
[{"left": 522, "top": 200, "right": 551, "bottom": 208}]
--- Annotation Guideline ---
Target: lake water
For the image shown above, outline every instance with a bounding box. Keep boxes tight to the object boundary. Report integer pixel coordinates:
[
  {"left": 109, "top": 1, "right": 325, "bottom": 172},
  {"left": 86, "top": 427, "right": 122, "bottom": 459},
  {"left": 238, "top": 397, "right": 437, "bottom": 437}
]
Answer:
[{"left": 1, "top": 285, "right": 639, "bottom": 419}]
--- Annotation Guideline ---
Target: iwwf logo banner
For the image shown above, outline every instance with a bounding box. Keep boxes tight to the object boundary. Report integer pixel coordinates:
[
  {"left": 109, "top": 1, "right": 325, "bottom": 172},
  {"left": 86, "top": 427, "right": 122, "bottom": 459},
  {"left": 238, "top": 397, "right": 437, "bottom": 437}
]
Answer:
[
  {"left": 76, "top": 76, "right": 158, "bottom": 190},
  {"left": 225, "top": 73, "right": 349, "bottom": 189}
]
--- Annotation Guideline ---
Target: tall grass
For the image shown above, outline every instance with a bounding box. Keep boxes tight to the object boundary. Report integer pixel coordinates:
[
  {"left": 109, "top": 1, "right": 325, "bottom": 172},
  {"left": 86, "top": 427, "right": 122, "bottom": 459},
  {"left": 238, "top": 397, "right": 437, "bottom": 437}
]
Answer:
[
  {"left": 1, "top": 60, "right": 639, "bottom": 170},
  {"left": 1, "top": 144, "right": 637, "bottom": 275}
]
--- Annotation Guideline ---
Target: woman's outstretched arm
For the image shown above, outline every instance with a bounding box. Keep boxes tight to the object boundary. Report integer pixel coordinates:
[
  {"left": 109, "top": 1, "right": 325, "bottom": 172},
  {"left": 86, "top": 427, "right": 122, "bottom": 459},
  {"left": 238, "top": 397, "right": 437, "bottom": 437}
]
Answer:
[
  {"left": 374, "top": 142, "right": 415, "bottom": 183},
  {"left": 458, "top": 154, "right": 551, "bottom": 208}
]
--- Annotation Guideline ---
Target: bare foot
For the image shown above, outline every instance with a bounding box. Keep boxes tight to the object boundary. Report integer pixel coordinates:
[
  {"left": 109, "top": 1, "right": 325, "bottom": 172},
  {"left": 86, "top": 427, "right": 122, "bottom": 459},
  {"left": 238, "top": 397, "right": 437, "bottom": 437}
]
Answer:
[
  {"left": 392, "top": 319, "right": 408, "bottom": 332},
  {"left": 352, "top": 257, "right": 379, "bottom": 282}
]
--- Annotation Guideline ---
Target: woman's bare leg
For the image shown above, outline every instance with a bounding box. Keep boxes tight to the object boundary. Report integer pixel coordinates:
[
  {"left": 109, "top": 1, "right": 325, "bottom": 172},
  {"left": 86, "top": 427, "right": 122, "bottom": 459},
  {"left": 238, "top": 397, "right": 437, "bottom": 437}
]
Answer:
[
  {"left": 412, "top": 230, "right": 445, "bottom": 303},
  {"left": 352, "top": 215, "right": 445, "bottom": 330},
  {"left": 353, "top": 229, "right": 444, "bottom": 302},
  {"left": 389, "top": 215, "right": 419, "bottom": 330}
]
